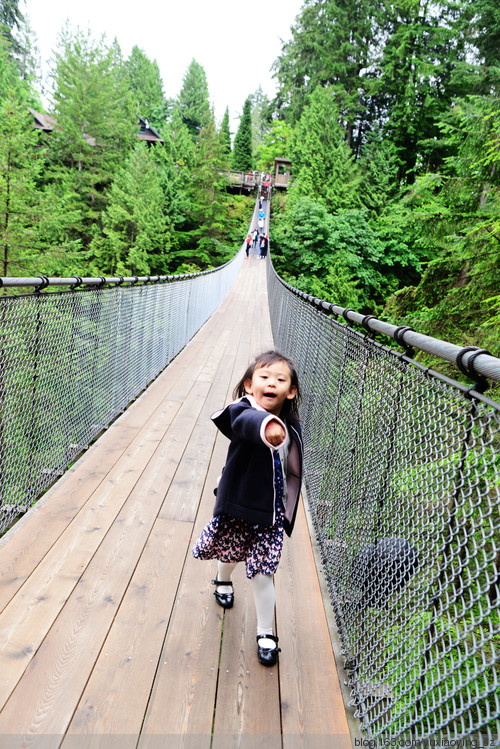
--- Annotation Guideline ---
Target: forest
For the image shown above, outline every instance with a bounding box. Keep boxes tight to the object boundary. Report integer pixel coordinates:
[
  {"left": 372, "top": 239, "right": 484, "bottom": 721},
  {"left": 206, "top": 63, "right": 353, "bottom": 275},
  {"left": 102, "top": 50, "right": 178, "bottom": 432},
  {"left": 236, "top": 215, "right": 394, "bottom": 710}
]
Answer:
[{"left": 0, "top": 0, "right": 499, "bottom": 361}]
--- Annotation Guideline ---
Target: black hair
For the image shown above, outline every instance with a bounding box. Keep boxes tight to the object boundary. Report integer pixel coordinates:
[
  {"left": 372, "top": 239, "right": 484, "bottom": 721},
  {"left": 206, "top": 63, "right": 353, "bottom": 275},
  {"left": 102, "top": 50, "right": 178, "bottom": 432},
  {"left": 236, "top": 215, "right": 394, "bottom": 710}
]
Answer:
[{"left": 232, "top": 349, "right": 301, "bottom": 421}]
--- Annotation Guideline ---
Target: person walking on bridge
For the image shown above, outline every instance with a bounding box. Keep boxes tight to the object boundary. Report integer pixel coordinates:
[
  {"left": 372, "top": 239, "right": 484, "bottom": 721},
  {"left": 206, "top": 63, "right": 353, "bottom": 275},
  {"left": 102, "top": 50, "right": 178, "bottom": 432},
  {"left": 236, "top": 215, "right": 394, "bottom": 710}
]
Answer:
[
  {"left": 192, "top": 350, "right": 303, "bottom": 667},
  {"left": 259, "top": 233, "right": 268, "bottom": 260}
]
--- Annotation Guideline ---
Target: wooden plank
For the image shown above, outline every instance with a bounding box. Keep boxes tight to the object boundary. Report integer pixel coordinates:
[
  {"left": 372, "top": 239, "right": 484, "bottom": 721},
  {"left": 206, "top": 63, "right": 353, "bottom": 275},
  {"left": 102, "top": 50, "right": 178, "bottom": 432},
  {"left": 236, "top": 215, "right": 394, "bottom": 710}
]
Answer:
[
  {"left": 64, "top": 518, "right": 192, "bottom": 740},
  {"left": 0, "top": 392, "right": 203, "bottom": 735},
  {"left": 139, "top": 433, "right": 230, "bottom": 742},
  {"left": 0, "top": 396, "right": 182, "bottom": 712},
  {"left": 276, "top": 501, "right": 352, "bottom": 749},
  {"left": 212, "top": 568, "right": 282, "bottom": 745}
]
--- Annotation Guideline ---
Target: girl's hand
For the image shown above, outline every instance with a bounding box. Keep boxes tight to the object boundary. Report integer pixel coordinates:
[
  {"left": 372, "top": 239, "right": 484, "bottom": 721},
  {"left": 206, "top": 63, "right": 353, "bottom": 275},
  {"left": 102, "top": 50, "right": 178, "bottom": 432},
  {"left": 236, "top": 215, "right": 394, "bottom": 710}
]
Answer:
[{"left": 265, "top": 420, "right": 285, "bottom": 446}]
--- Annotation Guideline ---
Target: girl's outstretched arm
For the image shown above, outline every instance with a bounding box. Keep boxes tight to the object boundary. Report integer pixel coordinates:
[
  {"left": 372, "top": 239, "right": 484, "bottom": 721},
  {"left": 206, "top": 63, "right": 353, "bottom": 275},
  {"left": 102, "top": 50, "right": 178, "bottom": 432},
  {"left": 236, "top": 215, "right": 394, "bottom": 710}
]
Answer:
[{"left": 264, "top": 419, "right": 286, "bottom": 446}]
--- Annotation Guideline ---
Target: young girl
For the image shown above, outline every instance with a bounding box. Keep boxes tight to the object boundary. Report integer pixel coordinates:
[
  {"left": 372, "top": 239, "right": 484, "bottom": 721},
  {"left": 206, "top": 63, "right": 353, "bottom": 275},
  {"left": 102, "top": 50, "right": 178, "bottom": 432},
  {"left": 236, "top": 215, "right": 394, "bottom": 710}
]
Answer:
[{"left": 192, "top": 350, "right": 303, "bottom": 666}]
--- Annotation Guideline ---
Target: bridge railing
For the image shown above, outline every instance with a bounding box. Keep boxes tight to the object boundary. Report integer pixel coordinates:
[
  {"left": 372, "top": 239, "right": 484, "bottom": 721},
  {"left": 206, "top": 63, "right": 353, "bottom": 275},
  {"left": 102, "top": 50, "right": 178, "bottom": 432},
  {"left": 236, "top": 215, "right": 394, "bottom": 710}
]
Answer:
[
  {"left": 0, "top": 252, "right": 243, "bottom": 535},
  {"left": 267, "top": 258, "right": 500, "bottom": 747}
]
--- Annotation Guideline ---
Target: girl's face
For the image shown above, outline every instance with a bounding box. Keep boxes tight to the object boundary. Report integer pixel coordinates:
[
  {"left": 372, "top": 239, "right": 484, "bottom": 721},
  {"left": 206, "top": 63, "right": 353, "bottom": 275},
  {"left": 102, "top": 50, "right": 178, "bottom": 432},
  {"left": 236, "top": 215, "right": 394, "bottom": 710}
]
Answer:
[{"left": 244, "top": 360, "right": 297, "bottom": 416}]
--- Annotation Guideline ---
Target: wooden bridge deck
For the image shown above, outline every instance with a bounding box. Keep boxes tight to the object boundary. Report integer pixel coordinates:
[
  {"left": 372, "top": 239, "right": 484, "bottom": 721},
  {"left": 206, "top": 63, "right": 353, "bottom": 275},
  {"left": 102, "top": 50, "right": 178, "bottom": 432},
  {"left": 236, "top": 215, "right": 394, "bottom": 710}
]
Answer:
[{"left": 0, "top": 258, "right": 352, "bottom": 748}]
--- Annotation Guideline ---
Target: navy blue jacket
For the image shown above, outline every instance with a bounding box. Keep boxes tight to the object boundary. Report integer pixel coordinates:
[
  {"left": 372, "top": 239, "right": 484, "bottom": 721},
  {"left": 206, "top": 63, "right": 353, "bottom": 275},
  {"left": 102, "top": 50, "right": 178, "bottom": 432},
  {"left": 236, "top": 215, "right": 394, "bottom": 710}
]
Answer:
[{"left": 211, "top": 396, "right": 303, "bottom": 537}]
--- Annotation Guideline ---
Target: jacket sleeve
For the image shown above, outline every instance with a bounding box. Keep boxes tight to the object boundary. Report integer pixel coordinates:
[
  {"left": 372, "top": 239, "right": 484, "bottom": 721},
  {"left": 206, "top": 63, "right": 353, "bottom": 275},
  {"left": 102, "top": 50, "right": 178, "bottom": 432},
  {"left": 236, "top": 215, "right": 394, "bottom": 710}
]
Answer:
[{"left": 212, "top": 401, "right": 286, "bottom": 449}]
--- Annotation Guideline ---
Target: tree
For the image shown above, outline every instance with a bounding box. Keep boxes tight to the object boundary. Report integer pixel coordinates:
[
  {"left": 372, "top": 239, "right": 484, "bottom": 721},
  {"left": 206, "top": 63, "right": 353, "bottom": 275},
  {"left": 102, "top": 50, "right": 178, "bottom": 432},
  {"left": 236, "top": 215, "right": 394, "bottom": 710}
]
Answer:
[
  {"left": 372, "top": 0, "right": 470, "bottom": 183},
  {"left": 256, "top": 120, "right": 293, "bottom": 172},
  {"left": 0, "top": 95, "right": 44, "bottom": 275},
  {"left": 126, "top": 46, "right": 167, "bottom": 129},
  {"left": 0, "top": 0, "right": 23, "bottom": 55},
  {"left": 220, "top": 106, "right": 231, "bottom": 155},
  {"left": 289, "top": 86, "right": 360, "bottom": 212},
  {"left": 47, "top": 27, "right": 136, "bottom": 248},
  {"left": 231, "top": 97, "right": 253, "bottom": 171},
  {"left": 272, "top": 0, "right": 383, "bottom": 148},
  {"left": 178, "top": 59, "right": 210, "bottom": 140},
  {"left": 185, "top": 110, "right": 232, "bottom": 269},
  {"left": 250, "top": 85, "right": 271, "bottom": 157},
  {"left": 91, "top": 142, "right": 168, "bottom": 276}
]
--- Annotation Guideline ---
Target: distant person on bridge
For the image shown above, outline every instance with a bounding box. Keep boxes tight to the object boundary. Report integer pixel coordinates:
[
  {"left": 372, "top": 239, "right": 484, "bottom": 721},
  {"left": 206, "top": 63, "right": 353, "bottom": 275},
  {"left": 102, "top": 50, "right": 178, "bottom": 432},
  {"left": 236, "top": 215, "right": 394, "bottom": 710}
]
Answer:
[
  {"left": 245, "top": 234, "right": 252, "bottom": 258},
  {"left": 259, "top": 234, "right": 268, "bottom": 260},
  {"left": 192, "top": 350, "right": 303, "bottom": 667}
]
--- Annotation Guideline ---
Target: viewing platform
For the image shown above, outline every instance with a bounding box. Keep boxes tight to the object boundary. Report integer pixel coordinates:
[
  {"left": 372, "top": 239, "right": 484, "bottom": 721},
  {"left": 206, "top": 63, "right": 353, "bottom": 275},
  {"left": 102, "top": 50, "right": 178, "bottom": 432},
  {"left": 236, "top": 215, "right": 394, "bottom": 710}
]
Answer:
[{"left": 0, "top": 259, "right": 352, "bottom": 747}]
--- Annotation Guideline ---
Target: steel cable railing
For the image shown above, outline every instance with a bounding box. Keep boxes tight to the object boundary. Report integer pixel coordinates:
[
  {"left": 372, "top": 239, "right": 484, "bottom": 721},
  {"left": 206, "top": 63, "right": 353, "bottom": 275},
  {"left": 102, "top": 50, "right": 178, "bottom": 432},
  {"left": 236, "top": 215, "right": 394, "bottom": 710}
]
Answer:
[
  {"left": 0, "top": 252, "right": 243, "bottom": 535},
  {"left": 267, "top": 256, "right": 500, "bottom": 748}
]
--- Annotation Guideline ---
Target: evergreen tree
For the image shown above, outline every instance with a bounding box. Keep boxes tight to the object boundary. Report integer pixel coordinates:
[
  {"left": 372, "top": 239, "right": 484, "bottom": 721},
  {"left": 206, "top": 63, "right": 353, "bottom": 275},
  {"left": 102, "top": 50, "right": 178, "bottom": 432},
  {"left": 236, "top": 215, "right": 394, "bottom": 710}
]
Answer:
[
  {"left": 0, "top": 95, "right": 44, "bottom": 275},
  {"left": 250, "top": 86, "right": 271, "bottom": 158},
  {"left": 272, "top": 0, "right": 383, "bottom": 148},
  {"left": 289, "top": 86, "right": 360, "bottom": 212},
  {"left": 0, "top": 0, "right": 23, "bottom": 55},
  {"left": 91, "top": 142, "right": 168, "bottom": 276},
  {"left": 126, "top": 46, "right": 167, "bottom": 129},
  {"left": 220, "top": 106, "right": 231, "bottom": 155},
  {"left": 178, "top": 58, "right": 210, "bottom": 140},
  {"left": 373, "top": 0, "right": 469, "bottom": 183},
  {"left": 231, "top": 97, "right": 253, "bottom": 171},
  {"left": 185, "top": 109, "right": 232, "bottom": 269},
  {"left": 47, "top": 27, "right": 136, "bottom": 248},
  {"left": 256, "top": 120, "right": 293, "bottom": 172}
]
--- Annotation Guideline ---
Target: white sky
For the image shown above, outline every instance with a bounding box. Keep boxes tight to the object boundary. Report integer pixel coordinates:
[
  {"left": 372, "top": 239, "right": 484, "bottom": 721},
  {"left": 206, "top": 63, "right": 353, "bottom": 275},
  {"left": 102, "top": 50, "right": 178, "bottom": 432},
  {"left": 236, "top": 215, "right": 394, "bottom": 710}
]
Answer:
[{"left": 22, "top": 0, "right": 303, "bottom": 131}]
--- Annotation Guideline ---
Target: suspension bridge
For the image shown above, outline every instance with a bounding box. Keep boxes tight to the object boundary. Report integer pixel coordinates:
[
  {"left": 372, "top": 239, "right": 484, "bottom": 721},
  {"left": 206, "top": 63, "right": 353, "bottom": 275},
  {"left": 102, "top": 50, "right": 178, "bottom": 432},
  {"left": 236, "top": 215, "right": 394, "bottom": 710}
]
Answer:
[
  {"left": 0, "top": 244, "right": 352, "bottom": 745},
  {"left": 0, "top": 197, "right": 499, "bottom": 748}
]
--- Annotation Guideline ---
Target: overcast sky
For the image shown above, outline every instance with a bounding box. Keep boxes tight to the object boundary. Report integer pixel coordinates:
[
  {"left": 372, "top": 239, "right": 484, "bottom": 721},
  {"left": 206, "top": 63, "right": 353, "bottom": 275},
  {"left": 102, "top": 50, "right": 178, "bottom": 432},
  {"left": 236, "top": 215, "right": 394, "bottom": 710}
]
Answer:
[{"left": 22, "top": 0, "right": 304, "bottom": 131}]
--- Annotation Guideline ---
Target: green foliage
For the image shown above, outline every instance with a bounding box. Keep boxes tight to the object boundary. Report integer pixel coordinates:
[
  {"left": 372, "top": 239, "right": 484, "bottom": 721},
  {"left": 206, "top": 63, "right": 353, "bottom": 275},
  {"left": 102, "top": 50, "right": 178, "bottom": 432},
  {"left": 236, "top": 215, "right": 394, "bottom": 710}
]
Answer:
[
  {"left": 0, "top": 94, "right": 44, "bottom": 274},
  {"left": 219, "top": 106, "right": 231, "bottom": 154},
  {"left": 250, "top": 85, "right": 271, "bottom": 159},
  {"left": 126, "top": 46, "right": 168, "bottom": 129},
  {"left": 271, "top": 197, "right": 388, "bottom": 310},
  {"left": 289, "top": 86, "right": 361, "bottom": 212},
  {"left": 383, "top": 91, "right": 500, "bottom": 358},
  {"left": 178, "top": 58, "right": 210, "bottom": 140},
  {"left": 91, "top": 142, "right": 168, "bottom": 276},
  {"left": 256, "top": 120, "right": 292, "bottom": 172},
  {"left": 231, "top": 97, "right": 253, "bottom": 171},
  {"left": 46, "top": 28, "right": 137, "bottom": 250}
]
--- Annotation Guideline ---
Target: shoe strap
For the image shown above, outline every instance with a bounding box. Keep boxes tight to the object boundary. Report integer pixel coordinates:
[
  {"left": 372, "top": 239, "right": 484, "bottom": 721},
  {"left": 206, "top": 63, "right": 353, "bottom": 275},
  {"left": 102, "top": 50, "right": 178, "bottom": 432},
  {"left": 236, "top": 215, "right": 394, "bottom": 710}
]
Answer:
[{"left": 211, "top": 579, "right": 233, "bottom": 587}]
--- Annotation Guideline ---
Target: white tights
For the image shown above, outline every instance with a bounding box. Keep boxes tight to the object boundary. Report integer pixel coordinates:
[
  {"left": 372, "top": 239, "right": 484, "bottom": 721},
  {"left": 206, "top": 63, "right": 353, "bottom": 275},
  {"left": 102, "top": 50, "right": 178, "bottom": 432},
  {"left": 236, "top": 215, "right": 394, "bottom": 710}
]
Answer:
[{"left": 216, "top": 561, "right": 277, "bottom": 648}]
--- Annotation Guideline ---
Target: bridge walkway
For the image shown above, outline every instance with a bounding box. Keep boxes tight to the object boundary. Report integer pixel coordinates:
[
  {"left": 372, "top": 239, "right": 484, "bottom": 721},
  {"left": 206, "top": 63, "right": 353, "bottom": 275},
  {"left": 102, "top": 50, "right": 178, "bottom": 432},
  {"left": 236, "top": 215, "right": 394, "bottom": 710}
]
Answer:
[{"left": 0, "top": 259, "right": 351, "bottom": 748}]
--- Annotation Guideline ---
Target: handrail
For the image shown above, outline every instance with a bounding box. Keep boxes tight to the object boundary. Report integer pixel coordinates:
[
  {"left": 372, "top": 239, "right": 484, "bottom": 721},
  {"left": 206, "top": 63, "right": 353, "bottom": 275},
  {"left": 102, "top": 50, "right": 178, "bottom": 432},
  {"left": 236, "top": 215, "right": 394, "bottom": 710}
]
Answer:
[{"left": 274, "top": 274, "right": 500, "bottom": 385}]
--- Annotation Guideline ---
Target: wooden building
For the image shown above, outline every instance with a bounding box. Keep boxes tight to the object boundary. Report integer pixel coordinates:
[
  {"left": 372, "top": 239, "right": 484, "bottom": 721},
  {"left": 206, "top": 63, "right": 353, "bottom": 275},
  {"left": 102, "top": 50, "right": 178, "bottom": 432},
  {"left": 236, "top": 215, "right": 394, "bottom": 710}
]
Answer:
[{"left": 273, "top": 157, "right": 292, "bottom": 188}]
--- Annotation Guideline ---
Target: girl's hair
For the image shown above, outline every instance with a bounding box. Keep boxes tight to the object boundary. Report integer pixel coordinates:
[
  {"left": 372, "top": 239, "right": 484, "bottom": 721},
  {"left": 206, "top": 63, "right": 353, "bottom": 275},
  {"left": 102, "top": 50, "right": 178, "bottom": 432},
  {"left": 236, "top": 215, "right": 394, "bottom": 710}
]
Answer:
[{"left": 233, "top": 349, "right": 301, "bottom": 421}]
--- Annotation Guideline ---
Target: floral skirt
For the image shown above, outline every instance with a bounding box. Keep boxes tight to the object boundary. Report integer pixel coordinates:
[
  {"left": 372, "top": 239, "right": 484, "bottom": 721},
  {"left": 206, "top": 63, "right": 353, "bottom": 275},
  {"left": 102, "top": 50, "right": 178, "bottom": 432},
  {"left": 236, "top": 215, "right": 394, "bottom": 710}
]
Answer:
[{"left": 191, "top": 504, "right": 284, "bottom": 578}]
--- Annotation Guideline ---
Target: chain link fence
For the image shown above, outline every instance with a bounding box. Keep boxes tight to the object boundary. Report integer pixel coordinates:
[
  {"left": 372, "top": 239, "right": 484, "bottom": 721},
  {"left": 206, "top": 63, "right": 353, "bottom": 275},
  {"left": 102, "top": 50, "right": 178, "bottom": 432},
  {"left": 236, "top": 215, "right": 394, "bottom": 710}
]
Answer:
[
  {"left": 0, "top": 253, "right": 243, "bottom": 535},
  {"left": 267, "top": 259, "right": 500, "bottom": 748}
]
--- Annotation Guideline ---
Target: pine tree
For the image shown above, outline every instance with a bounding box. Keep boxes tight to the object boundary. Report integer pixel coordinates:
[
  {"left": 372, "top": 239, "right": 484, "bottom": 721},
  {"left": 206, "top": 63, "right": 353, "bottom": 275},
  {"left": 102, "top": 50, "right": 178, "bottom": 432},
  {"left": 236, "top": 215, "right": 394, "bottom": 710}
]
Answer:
[
  {"left": 220, "top": 106, "right": 231, "bottom": 155},
  {"left": 231, "top": 97, "right": 253, "bottom": 171},
  {"left": 47, "top": 27, "right": 137, "bottom": 248},
  {"left": 91, "top": 142, "right": 168, "bottom": 276},
  {"left": 289, "top": 86, "right": 360, "bottom": 212},
  {"left": 126, "top": 46, "right": 167, "bottom": 129},
  {"left": 186, "top": 110, "right": 232, "bottom": 269},
  {"left": 272, "top": 0, "right": 383, "bottom": 148},
  {"left": 0, "top": 95, "right": 44, "bottom": 275},
  {"left": 0, "top": 0, "right": 23, "bottom": 56},
  {"left": 250, "top": 86, "right": 271, "bottom": 157},
  {"left": 178, "top": 59, "right": 210, "bottom": 140}
]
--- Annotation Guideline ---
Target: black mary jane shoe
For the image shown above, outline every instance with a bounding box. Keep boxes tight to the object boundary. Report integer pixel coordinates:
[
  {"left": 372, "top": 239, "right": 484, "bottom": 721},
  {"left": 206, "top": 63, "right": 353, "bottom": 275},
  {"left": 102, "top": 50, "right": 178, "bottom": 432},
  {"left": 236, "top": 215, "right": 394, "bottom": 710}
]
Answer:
[
  {"left": 256, "top": 634, "right": 281, "bottom": 667},
  {"left": 211, "top": 579, "right": 234, "bottom": 609}
]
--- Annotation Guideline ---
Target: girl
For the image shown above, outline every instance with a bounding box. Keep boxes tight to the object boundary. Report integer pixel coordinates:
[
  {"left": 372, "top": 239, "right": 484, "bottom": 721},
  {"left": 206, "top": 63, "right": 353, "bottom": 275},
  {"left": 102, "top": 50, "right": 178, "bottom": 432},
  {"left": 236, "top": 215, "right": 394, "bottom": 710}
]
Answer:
[{"left": 192, "top": 350, "right": 303, "bottom": 666}]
